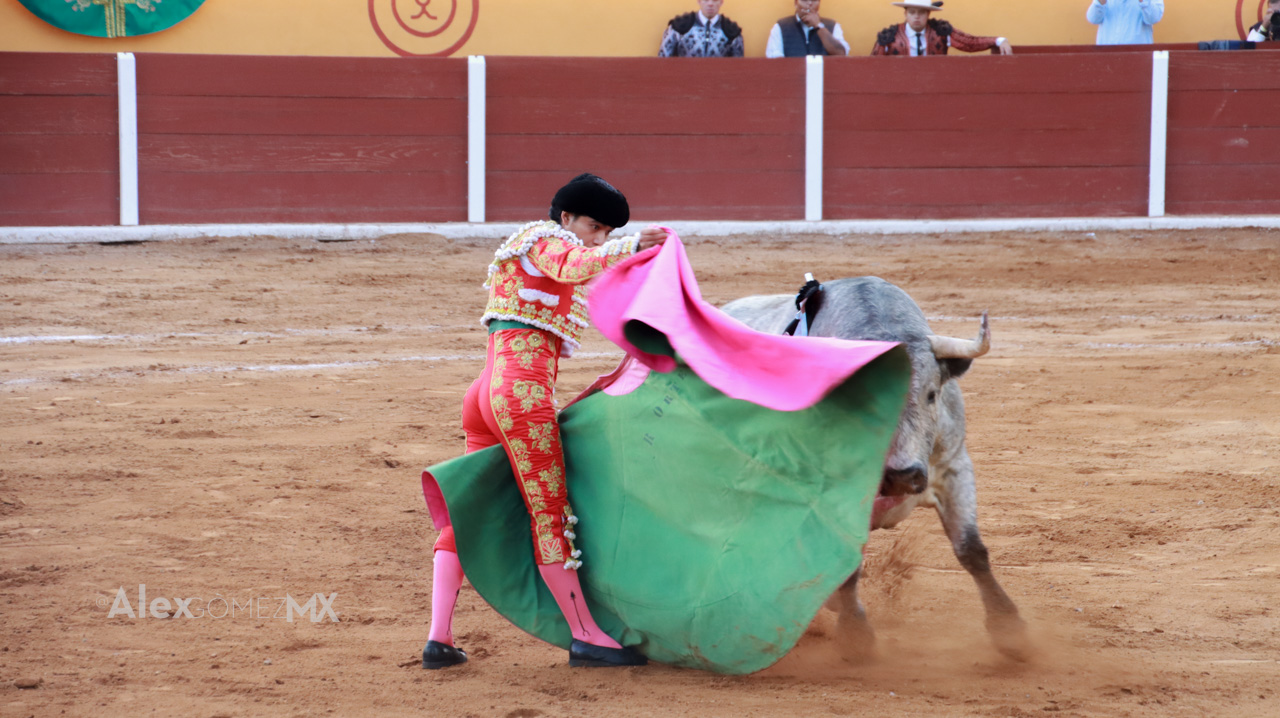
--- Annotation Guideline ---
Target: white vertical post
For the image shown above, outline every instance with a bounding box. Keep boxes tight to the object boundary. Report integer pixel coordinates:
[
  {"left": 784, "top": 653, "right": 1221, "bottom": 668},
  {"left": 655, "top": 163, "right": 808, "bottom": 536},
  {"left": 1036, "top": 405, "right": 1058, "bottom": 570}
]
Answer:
[
  {"left": 467, "top": 55, "right": 486, "bottom": 224},
  {"left": 116, "top": 52, "right": 139, "bottom": 226},
  {"left": 804, "top": 55, "right": 824, "bottom": 222},
  {"left": 1148, "top": 50, "right": 1169, "bottom": 218}
]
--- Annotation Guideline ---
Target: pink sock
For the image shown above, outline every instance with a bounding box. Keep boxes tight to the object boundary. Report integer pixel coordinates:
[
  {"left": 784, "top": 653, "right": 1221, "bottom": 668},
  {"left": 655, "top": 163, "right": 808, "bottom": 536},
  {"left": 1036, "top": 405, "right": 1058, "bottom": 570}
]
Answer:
[
  {"left": 428, "top": 550, "right": 464, "bottom": 645},
  {"left": 537, "top": 564, "right": 621, "bottom": 649}
]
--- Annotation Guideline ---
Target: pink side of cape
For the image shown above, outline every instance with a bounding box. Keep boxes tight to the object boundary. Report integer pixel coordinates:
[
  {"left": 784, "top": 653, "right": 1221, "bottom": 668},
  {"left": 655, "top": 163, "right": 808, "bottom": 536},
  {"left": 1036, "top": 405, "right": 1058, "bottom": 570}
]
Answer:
[
  {"left": 425, "top": 230, "right": 900, "bottom": 527},
  {"left": 422, "top": 470, "right": 451, "bottom": 530},
  {"left": 584, "top": 230, "right": 899, "bottom": 412}
]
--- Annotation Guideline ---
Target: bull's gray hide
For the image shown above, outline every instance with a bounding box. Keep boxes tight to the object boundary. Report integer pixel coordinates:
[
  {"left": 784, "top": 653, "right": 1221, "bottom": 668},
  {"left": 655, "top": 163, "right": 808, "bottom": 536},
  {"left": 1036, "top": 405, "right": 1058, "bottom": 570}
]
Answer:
[{"left": 722, "top": 276, "right": 1028, "bottom": 660}]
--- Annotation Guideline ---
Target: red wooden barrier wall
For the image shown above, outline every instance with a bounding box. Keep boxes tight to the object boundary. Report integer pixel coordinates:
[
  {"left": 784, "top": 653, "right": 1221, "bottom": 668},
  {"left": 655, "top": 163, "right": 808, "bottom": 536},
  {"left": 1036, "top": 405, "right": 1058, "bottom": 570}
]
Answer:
[
  {"left": 135, "top": 54, "right": 468, "bottom": 224},
  {"left": 1166, "top": 51, "right": 1280, "bottom": 215},
  {"left": 485, "top": 57, "right": 806, "bottom": 222},
  {"left": 825, "top": 54, "right": 1152, "bottom": 219},
  {"left": 4, "top": 51, "right": 1280, "bottom": 226},
  {"left": 0, "top": 53, "right": 118, "bottom": 226}
]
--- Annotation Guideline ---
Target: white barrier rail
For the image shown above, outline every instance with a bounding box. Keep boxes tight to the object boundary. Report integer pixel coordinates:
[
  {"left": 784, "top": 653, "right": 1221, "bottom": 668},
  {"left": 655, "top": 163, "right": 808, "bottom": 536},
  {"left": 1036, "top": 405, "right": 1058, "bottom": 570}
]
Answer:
[
  {"left": 116, "top": 52, "right": 139, "bottom": 226},
  {"left": 804, "top": 55, "right": 824, "bottom": 222},
  {"left": 8, "top": 215, "right": 1280, "bottom": 245},
  {"left": 1148, "top": 50, "right": 1170, "bottom": 218},
  {"left": 467, "top": 55, "right": 486, "bottom": 224},
  {"left": 13, "top": 51, "right": 1191, "bottom": 230}
]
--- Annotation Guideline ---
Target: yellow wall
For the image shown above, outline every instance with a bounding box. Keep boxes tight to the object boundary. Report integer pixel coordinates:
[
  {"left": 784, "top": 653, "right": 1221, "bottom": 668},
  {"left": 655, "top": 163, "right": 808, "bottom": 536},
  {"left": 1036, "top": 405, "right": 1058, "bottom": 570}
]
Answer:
[{"left": 0, "top": 0, "right": 1254, "bottom": 58}]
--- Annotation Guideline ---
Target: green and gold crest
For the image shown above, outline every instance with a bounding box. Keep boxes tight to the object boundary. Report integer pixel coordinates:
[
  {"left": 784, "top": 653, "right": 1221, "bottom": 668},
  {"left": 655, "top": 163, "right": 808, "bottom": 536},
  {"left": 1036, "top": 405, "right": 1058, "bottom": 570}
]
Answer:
[{"left": 17, "top": 0, "right": 207, "bottom": 38}]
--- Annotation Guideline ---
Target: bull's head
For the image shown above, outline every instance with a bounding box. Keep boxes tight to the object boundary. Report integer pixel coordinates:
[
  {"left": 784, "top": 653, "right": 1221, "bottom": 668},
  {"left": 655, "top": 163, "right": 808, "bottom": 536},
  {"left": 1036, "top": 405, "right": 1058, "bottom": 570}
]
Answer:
[{"left": 881, "top": 312, "right": 990, "bottom": 500}]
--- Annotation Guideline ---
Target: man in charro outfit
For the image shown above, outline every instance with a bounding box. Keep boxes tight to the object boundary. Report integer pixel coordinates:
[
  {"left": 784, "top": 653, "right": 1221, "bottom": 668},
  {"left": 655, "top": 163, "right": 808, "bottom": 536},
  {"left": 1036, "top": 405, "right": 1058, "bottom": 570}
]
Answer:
[
  {"left": 871, "top": 0, "right": 1012, "bottom": 56},
  {"left": 659, "top": 0, "right": 744, "bottom": 57},
  {"left": 422, "top": 174, "right": 667, "bottom": 670},
  {"left": 765, "top": 0, "right": 851, "bottom": 57}
]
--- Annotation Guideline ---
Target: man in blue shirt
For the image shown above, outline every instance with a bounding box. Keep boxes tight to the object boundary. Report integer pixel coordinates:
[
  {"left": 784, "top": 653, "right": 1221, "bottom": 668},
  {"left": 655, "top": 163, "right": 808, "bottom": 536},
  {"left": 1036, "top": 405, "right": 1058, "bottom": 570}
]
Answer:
[{"left": 1086, "top": 0, "right": 1164, "bottom": 45}]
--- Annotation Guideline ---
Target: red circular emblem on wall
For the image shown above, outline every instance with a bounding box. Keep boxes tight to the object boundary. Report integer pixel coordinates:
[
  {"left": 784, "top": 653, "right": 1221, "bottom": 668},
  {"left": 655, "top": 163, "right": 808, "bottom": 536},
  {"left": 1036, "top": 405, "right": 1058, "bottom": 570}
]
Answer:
[{"left": 369, "top": 0, "right": 480, "bottom": 57}]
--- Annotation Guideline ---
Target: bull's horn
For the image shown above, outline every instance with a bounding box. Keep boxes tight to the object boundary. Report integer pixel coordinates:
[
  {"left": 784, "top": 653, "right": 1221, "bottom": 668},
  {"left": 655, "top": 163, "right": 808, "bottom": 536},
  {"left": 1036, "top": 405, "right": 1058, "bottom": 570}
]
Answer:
[{"left": 929, "top": 311, "right": 990, "bottom": 359}]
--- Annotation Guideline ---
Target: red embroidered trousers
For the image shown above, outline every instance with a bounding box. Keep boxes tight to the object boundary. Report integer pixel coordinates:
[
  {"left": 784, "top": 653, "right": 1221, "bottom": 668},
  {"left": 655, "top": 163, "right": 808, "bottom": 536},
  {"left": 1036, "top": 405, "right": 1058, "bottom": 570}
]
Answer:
[{"left": 433, "top": 327, "right": 577, "bottom": 566}]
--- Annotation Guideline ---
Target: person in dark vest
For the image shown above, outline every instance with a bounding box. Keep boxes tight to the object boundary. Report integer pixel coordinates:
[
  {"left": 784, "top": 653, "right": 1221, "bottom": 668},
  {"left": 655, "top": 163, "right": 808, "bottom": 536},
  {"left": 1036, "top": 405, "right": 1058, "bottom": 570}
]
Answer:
[
  {"left": 765, "top": 0, "right": 850, "bottom": 57},
  {"left": 659, "top": 0, "right": 745, "bottom": 57},
  {"left": 871, "top": 0, "right": 1011, "bottom": 56}
]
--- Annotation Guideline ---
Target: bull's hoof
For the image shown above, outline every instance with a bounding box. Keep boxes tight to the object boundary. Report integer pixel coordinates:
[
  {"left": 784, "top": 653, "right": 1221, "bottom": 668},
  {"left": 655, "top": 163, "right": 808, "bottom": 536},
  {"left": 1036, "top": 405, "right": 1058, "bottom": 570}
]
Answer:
[
  {"left": 834, "top": 613, "right": 878, "bottom": 664},
  {"left": 987, "top": 613, "right": 1032, "bottom": 662},
  {"left": 836, "top": 639, "right": 878, "bottom": 665}
]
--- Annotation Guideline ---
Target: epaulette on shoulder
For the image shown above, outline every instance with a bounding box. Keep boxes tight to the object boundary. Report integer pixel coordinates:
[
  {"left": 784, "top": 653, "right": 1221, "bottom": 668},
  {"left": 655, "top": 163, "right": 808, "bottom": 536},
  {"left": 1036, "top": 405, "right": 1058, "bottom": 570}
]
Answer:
[
  {"left": 720, "top": 16, "right": 742, "bottom": 41},
  {"left": 669, "top": 12, "right": 698, "bottom": 34},
  {"left": 929, "top": 18, "right": 953, "bottom": 37},
  {"left": 877, "top": 25, "right": 900, "bottom": 46}
]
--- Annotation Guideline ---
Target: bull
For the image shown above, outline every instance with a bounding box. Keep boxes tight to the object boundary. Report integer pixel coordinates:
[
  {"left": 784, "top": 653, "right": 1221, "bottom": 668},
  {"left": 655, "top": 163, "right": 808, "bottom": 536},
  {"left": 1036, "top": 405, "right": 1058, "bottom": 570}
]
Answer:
[{"left": 722, "top": 276, "right": 1028, "bottom": 660}]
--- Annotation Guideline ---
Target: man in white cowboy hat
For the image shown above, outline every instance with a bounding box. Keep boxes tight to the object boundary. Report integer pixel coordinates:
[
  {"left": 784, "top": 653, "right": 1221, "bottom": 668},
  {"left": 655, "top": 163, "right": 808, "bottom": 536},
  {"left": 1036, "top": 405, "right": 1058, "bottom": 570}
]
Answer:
[{"left": 871, "top": 0, "right": 1012, "bottom": 56}]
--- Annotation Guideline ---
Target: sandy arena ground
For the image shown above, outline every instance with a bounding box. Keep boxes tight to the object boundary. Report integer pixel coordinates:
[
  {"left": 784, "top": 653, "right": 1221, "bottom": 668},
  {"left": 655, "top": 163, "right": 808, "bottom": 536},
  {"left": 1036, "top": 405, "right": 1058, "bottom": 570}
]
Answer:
[{"left": 1, "top": 229, "right": 1278, "bottom": 717}]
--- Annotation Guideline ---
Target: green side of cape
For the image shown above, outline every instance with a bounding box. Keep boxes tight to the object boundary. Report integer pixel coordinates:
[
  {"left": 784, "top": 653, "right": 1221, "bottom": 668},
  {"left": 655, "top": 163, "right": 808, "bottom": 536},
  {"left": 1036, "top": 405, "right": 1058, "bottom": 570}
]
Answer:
[
  {"left": 427, "top": 346, "right": 910, "bottom": 674},
  {"left": 18, "top": 0, "right": 206, "bottom": 38}
]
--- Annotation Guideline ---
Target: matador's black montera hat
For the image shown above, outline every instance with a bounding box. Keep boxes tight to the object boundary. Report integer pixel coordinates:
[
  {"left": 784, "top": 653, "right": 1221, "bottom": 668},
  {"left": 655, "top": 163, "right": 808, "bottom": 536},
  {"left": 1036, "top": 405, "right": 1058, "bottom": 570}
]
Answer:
[{"left": 548, "top": 173, "right": 630, "bottom": 229}]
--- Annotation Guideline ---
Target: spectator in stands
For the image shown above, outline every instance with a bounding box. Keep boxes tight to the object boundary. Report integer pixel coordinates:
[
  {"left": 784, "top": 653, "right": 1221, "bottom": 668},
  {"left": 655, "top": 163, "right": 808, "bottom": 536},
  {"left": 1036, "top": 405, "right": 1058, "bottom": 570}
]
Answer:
[
  {"left": 659, "top": 0, "right": 744, "bottom": 57},
  {"left": 1247, "top": 0, "right": 1280, "bottom": 41},
  {"left": 872, "top": 0, "right": 1012, "bottom": 56},
  {"left": 765, "top": 0, "right": 850, "bottom": 57},
  {"left": 1085, "top": 0, "right": 1164, "bottom": 45}
]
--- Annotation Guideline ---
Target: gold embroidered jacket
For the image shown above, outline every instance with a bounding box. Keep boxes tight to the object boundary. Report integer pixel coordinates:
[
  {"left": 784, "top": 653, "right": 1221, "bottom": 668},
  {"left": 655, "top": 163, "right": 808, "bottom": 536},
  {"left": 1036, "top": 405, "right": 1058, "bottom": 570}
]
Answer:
[{"left": 481, "top": 221, "right": 639, "bottom": 356}]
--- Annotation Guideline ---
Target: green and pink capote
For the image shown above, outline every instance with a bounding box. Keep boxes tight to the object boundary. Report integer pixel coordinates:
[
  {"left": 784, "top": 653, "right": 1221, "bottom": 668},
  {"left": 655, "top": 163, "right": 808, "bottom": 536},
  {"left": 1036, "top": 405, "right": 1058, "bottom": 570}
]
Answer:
[{"left": 421, "top": 232, "right": 911, "bottom": 674}]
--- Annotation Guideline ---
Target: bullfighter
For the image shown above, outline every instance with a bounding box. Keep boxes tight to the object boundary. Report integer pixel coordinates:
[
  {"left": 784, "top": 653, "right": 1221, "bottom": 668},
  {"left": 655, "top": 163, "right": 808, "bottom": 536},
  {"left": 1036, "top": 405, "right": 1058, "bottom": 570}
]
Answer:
[{"left": 421, "top": 174, "right": 666, "bottom": 670}]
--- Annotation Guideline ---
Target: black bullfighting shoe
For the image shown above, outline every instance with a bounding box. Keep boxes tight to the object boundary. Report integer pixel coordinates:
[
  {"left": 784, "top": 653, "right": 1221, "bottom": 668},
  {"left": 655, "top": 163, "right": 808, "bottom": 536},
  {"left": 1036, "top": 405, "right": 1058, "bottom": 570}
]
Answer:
[
  {"left": 568, "top": 639, "right": 648, "bottom": 668},
  {"left": 422, "top": 640, "right": 467, "bottom": 669}
]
